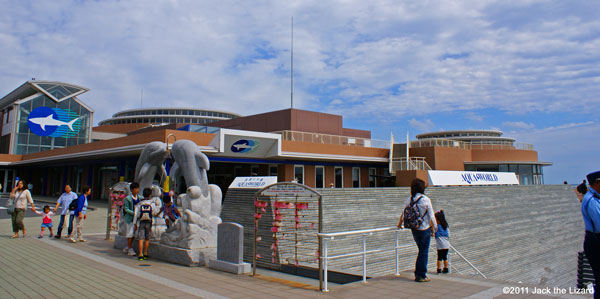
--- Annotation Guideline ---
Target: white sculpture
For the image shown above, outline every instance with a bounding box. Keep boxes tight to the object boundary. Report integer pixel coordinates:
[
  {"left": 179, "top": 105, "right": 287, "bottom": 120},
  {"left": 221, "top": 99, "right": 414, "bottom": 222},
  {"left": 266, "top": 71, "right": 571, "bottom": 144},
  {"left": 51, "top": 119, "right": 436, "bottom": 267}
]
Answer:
[{"left": 160, "top": 140, "right": 222, "bottom": 249}]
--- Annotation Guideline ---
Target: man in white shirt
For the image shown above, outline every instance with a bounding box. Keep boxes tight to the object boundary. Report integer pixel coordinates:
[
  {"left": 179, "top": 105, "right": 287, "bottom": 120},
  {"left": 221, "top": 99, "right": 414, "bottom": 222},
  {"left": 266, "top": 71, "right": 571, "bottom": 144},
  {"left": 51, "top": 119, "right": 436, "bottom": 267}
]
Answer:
[{"left": 53, "top": 185, "right": 78, "bottom": 239}]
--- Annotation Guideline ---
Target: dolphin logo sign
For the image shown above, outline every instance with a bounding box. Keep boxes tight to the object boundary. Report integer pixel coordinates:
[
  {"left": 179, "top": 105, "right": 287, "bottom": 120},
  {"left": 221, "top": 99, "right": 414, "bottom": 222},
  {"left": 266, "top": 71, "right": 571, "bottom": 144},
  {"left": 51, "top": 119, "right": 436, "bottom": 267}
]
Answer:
[
  {"left": 27, "top": 107, "right": 82, "bottom": 137},
  {"left": 28, "top": 114, "right": 79, "bottom": 131}
]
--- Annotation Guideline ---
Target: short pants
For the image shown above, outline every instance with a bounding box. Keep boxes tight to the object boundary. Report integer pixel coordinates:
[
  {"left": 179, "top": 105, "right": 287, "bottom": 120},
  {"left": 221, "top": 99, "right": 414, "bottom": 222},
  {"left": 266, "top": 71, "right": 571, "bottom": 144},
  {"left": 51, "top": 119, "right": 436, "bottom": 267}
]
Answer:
[
  {"left": 41, "top": 222, "right": 53, "bottom": 228},
  {"left": 137, "top": 221, "right": 152, "bottom": 240},
  {"left": 437, "top": 249, "right": 449, "bottom": 261},
  {"left": 124, "top": 221, "right": 135, "bottom": 238}
]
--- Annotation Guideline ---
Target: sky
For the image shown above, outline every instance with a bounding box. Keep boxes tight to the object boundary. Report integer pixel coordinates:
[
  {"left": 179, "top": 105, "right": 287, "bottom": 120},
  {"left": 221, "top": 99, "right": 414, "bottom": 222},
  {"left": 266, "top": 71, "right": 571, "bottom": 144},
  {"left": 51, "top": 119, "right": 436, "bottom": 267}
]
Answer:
[{"left": 0, "top": 0, "right": 598, "bottom": 184}]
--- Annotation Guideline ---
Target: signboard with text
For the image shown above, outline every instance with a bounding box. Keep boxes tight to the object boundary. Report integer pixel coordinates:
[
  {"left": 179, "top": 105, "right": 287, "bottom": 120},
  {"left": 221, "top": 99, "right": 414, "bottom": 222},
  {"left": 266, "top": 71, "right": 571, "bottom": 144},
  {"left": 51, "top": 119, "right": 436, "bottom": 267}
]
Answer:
[
  {"left": 428, "top": 170, "right": 519, "bottom": 186},
  {"left": 229, "top": 176, "right": 277, "bottom": 189}
]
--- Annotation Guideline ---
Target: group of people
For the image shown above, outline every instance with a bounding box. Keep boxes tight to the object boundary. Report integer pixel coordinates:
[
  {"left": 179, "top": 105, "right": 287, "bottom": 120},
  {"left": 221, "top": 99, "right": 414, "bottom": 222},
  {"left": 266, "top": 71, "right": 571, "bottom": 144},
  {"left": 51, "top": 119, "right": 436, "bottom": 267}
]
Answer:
[
  {"left": 398, "top": 171, "right": 600, "bottom": 297},
  {"left": 120, "top": 182, "right": 181, "bottom": 261},
  {"left": 9, "top": 181, "right": 90, "bottom": 243}
]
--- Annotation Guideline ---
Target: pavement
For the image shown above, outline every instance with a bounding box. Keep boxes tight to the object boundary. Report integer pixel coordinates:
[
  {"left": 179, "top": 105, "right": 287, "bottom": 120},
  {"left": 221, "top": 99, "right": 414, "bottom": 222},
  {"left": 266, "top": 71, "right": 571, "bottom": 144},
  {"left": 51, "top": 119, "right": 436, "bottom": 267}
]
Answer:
[{"left": 0, "top": 201, "right": 593, "bottom": 298}]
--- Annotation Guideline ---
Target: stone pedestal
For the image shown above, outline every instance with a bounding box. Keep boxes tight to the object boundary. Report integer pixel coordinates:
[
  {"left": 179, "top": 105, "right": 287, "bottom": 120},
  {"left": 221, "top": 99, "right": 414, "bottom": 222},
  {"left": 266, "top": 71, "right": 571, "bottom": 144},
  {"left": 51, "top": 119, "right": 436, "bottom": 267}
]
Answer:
[
  {"left": 209, "top": 222, "right": 251, "bottom": 274},
  {"left": 113, "top": 234, "right": 216, "bottom": 267}
]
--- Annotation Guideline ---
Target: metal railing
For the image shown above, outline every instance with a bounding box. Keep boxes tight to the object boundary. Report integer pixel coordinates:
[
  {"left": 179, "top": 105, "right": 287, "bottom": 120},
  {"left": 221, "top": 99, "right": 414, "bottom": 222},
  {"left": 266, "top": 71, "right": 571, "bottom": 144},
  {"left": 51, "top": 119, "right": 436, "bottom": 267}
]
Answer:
[
  {"left": 318, "top": 227, "right": 409, "bottom": 292},
  {"left": 391, "top": 157, "right": 432, "bottom": 171},
  {"left": 449, "top": 244, "right": 487, "bottom": 279},
  {"left": 278, "top": 130, "right": 390, "bottom": 149},
  {"left": 409, "top": 138, "right": 533, "bottom": 151},
  {"left": 317, "top": 226, "right": 487, "bottom": 292}
]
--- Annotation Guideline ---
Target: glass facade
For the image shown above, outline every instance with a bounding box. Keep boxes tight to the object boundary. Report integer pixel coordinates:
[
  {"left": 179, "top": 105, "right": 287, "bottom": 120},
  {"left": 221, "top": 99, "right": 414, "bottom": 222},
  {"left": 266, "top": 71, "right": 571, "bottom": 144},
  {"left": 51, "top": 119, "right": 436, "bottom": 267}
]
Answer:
[
  {"left": 464, "top": 164, "right": 544, "bottom": 185},
  {"left": 14, "top": 93, "right": 91, "bottom": 154}
]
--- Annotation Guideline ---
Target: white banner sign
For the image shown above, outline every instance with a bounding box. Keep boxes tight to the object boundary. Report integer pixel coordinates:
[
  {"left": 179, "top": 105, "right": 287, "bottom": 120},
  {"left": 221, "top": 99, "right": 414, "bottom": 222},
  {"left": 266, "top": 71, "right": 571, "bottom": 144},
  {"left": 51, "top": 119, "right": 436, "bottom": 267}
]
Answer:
[
  {"left": 428, "top": 170, "right": 519, "bottom": 186},
  {"left": 259, "top": 184, "right": 316, "bottom": 197},
  {"left": 229, "top": 176, "right": 277, "bottom": 189}
]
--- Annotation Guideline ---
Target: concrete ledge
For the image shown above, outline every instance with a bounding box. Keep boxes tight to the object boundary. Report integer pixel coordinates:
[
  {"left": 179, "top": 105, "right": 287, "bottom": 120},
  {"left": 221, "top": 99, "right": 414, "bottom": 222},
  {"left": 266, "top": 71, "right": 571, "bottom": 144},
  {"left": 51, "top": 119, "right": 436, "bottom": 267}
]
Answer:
[
  {"left": 209, "top": 259, "right": 251, "bottom": 274},
  {"left": 113, "top": 234, "right": 216, "bottom": 267}
]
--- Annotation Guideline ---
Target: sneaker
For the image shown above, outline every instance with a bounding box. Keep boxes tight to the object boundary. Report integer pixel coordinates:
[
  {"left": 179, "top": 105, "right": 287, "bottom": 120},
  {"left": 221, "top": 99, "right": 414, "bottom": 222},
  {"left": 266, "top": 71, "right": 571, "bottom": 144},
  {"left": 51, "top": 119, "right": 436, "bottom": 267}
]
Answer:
[
  {"left": 49, "top": 234, "right": 53, "bottom": 238},
  {"left": 143, "top": 255, "right": 148, "bottom": 260},
  {"left": 437, "top": 269, "right": 442, "bottom": 274},
  {"left": 415, "top": 277, "right": 431, "bottom": 282},
  {"left": 127, "top": 248, "right": 136, "bottom": 256},
  {"left": 138, "top": 256, "right": 144, "bottom": 261},
  {"left": 78, "top": 239, "right": 86, "bottom": 242},
  {"left": 54, "top": 235, "right": 61, "bottom": 239},
  {"left": 123, "top": 246, "right": 129, "bottom": 253},
  {"left": 38, "top": 235, "right": 43, "bottom": 239},
  {"left": 69, "top": 238, "right": 77, "bottom": 243},
  {"left": 442, "top": 268, "right": 449, "bottom": 274}
]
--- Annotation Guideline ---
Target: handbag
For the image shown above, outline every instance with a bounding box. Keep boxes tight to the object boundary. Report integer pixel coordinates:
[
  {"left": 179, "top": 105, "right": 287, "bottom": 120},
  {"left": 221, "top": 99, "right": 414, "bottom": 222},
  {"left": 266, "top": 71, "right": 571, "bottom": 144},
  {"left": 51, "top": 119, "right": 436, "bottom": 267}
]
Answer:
[
  {"left": 6, "top": 197, "right": 14, "bottom": 215},
  {"left": 6, "top": 192, "right": 19, "bottom": 215}
]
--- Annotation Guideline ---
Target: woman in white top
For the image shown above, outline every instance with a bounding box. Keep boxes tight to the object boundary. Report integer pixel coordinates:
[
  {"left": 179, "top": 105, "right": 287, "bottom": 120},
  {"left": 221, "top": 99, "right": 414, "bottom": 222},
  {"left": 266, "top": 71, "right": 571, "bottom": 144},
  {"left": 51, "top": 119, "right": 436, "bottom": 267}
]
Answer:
[
  {"left": 10, "top": 180, "right": 36, "bottom": 238},
  {"left": 398, "top": 178, "right": 437, "bottom": 282}
]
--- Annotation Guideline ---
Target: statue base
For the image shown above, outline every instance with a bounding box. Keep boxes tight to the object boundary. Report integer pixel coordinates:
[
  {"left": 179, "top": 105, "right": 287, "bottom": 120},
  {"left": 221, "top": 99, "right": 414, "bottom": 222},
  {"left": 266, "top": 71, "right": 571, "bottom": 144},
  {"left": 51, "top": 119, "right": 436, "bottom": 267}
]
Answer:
[
  {"left": 209, "top": 259, "right": 251, "bottom": 274},
  {"left": 113, "top": 234, "right": 216, "bottom": 267}
]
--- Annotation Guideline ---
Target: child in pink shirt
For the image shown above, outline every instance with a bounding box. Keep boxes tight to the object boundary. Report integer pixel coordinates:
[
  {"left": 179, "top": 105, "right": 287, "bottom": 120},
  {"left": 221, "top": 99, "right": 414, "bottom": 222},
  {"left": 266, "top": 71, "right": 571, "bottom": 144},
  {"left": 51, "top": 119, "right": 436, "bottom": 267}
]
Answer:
[{"left": 35, "top": 205, "right": 55, "bottom": 238}]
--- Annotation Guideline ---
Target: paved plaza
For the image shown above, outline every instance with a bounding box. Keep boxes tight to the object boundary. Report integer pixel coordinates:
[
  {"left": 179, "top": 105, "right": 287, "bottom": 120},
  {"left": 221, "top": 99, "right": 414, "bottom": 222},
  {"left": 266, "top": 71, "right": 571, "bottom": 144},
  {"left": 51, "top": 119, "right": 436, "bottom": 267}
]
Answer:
[{"left": 0, "top": 198, "right": 591, "bottom": 299}]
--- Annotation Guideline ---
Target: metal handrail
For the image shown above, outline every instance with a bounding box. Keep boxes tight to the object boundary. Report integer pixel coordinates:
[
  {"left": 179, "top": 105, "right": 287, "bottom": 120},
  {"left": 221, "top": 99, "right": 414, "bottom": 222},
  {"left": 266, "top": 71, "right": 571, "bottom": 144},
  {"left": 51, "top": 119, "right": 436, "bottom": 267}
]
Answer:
[
  {"left": 278, "top": 130, "right": 390, "bottom": 149},
  {"left": 449, "top": 244, "right": 487, "bottom": 279},
  {"left": 317, "top": 227, "right": 487, "bottom": 292},
  {"left": 318, "top": 226, "right": 407, "bottom": 292}
]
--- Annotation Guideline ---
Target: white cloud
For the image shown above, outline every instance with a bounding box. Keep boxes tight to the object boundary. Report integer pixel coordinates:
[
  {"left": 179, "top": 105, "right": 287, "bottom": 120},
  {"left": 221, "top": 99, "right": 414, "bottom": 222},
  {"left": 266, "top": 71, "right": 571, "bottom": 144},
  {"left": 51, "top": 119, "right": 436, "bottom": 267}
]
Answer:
[
  {"left": 408, "top": 118, "right": 435, "bottom": 132},
  {"left": 509, "top": 121, "right": 598, "bottom": 184},
  {"left": 502, "top": 121, "right": 536, "bottom": 130},
  {"left": 0, "top": 1, "right": 598, "bottom": 124}
]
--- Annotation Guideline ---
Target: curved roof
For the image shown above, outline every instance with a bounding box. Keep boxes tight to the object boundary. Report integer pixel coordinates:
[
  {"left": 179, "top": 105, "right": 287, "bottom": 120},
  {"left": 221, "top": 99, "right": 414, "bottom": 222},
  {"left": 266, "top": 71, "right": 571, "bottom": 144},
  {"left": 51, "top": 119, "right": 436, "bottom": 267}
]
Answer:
[
  {"left": 98, "top": 107, "right": 241, "bottom": 126},
  {"left": 416, "top": 130, "right": 504, "bottom": 139},
  {"left": 111, "top": 107, "right": 241, "bottom": 118},
  {"left": 416, "top": 130, "right": 516, "bottom": 144}
]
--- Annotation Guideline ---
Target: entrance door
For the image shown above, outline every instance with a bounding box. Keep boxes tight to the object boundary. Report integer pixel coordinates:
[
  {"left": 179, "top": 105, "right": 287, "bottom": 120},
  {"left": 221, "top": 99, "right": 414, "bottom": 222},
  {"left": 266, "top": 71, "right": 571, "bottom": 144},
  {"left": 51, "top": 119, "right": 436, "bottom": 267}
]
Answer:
[
  {"left": 100, "top": 168, "right": 118, "bottom": 200},
  {"left": 0, "top": 169, "right": 15, "bottom": 194}
]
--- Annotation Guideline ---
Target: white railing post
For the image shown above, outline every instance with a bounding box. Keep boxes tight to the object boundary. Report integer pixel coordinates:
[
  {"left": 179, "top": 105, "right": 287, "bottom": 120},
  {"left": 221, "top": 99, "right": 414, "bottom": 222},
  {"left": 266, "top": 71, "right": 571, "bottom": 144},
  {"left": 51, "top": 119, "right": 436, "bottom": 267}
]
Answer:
[
  {"left": 323, "top": 238, "right": 329, "bottom": 292},
  {"left": 362, "top": 234, "right": 367, "bottom": 283},
  {"left": 395, "top": 229, "right": 400, "bottom": 276}
]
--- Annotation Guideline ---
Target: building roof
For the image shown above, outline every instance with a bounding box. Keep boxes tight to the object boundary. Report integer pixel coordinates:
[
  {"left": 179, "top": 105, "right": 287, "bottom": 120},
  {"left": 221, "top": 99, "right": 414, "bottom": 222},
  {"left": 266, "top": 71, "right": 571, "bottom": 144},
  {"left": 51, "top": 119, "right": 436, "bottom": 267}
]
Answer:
[
  {"left": 0, "top": 80, "right": 92, "bottom": 113},
  {"left": 416, "top": 130, "right": 504, "bottom": 139}
]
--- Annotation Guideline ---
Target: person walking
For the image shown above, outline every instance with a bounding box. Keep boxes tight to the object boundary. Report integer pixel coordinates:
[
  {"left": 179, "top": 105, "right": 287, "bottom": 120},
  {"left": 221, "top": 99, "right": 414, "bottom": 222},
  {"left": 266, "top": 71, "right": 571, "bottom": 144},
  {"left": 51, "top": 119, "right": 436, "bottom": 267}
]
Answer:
[
  {"left": 53, "top": 185, "right": 78, "bottom": 239},
  {"left": 398, "top": 178, "right": 437, "bottom": 282},
  {"left": 582, "top": 171, "right": 600, "bottom": 298},
  {"left": 69, "top": 186, "right": 90, "bottom": 243},
  {"left": 35, "top": 205, "right": 55, "bottom": 238},
  {"left": 10, "top": 180, "right": 36, "bottom": 238}
]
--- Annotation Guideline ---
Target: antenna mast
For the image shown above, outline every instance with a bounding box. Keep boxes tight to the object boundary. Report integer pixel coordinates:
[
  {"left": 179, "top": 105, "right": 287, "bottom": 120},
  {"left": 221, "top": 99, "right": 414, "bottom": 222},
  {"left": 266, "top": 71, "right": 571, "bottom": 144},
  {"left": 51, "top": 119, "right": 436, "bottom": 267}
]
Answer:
[{"left": 291, "top": 16, "right": 294, "bottom": 109}]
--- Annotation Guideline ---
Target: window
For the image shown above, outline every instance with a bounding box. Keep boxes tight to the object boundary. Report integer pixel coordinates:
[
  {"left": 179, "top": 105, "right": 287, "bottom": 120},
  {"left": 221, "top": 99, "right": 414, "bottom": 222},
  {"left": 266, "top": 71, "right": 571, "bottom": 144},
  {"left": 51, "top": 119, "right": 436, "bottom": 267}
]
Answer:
[
  {"left": 368, "top": 168, "right": 376, "bottom": 187},
  {"left": 251, "top": 165, "right": 260, "bottom": 176},
  {"left": 294, "top": 165, "right": 304, "bottom": 184},
  {"left": 352, "top": 167, "right": 360, "bottom": 187},
  {"left": 315, "top": 166, "right": 324, "bottom": 188},
  {"left": 335, "top": 167, "right": 343, "bottom": 188},
  {"left": 269, "top": 165, "right": 278, "bottom": 176}
]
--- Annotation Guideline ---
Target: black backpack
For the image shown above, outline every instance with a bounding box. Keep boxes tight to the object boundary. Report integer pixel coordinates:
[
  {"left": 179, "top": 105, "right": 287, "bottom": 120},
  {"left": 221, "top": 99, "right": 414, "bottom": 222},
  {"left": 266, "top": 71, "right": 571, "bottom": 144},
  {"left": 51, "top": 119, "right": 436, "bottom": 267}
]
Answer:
[
  {"left": 403, "top": 195, "right": 427, "bottom": 229},
  {"left": 68, "top": 197, "right": 79, "bottom": 211}
]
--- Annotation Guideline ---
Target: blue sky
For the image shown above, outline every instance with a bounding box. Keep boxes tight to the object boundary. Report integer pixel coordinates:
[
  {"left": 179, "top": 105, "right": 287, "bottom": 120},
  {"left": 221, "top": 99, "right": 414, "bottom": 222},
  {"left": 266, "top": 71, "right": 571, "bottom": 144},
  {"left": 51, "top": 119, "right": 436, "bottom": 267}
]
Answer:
[{"left": 1, "top": 0, "right": 598, "bottom": 184}]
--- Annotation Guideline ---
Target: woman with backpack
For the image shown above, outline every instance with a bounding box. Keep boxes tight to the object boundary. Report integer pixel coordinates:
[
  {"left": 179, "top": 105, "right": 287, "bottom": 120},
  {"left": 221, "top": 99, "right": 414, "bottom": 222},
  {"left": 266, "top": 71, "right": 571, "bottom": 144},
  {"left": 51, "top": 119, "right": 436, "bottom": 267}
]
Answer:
[{"left": 398, "top": 178, "right": 437, "bottom": 282}]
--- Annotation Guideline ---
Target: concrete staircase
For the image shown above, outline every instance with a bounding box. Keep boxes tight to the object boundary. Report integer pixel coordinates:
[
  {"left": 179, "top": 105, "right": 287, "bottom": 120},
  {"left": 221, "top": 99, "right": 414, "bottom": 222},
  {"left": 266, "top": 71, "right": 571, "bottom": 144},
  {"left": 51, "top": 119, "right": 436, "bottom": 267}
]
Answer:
[{"left": 221, "top": 185, "right": 584, "bottom": 288}]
